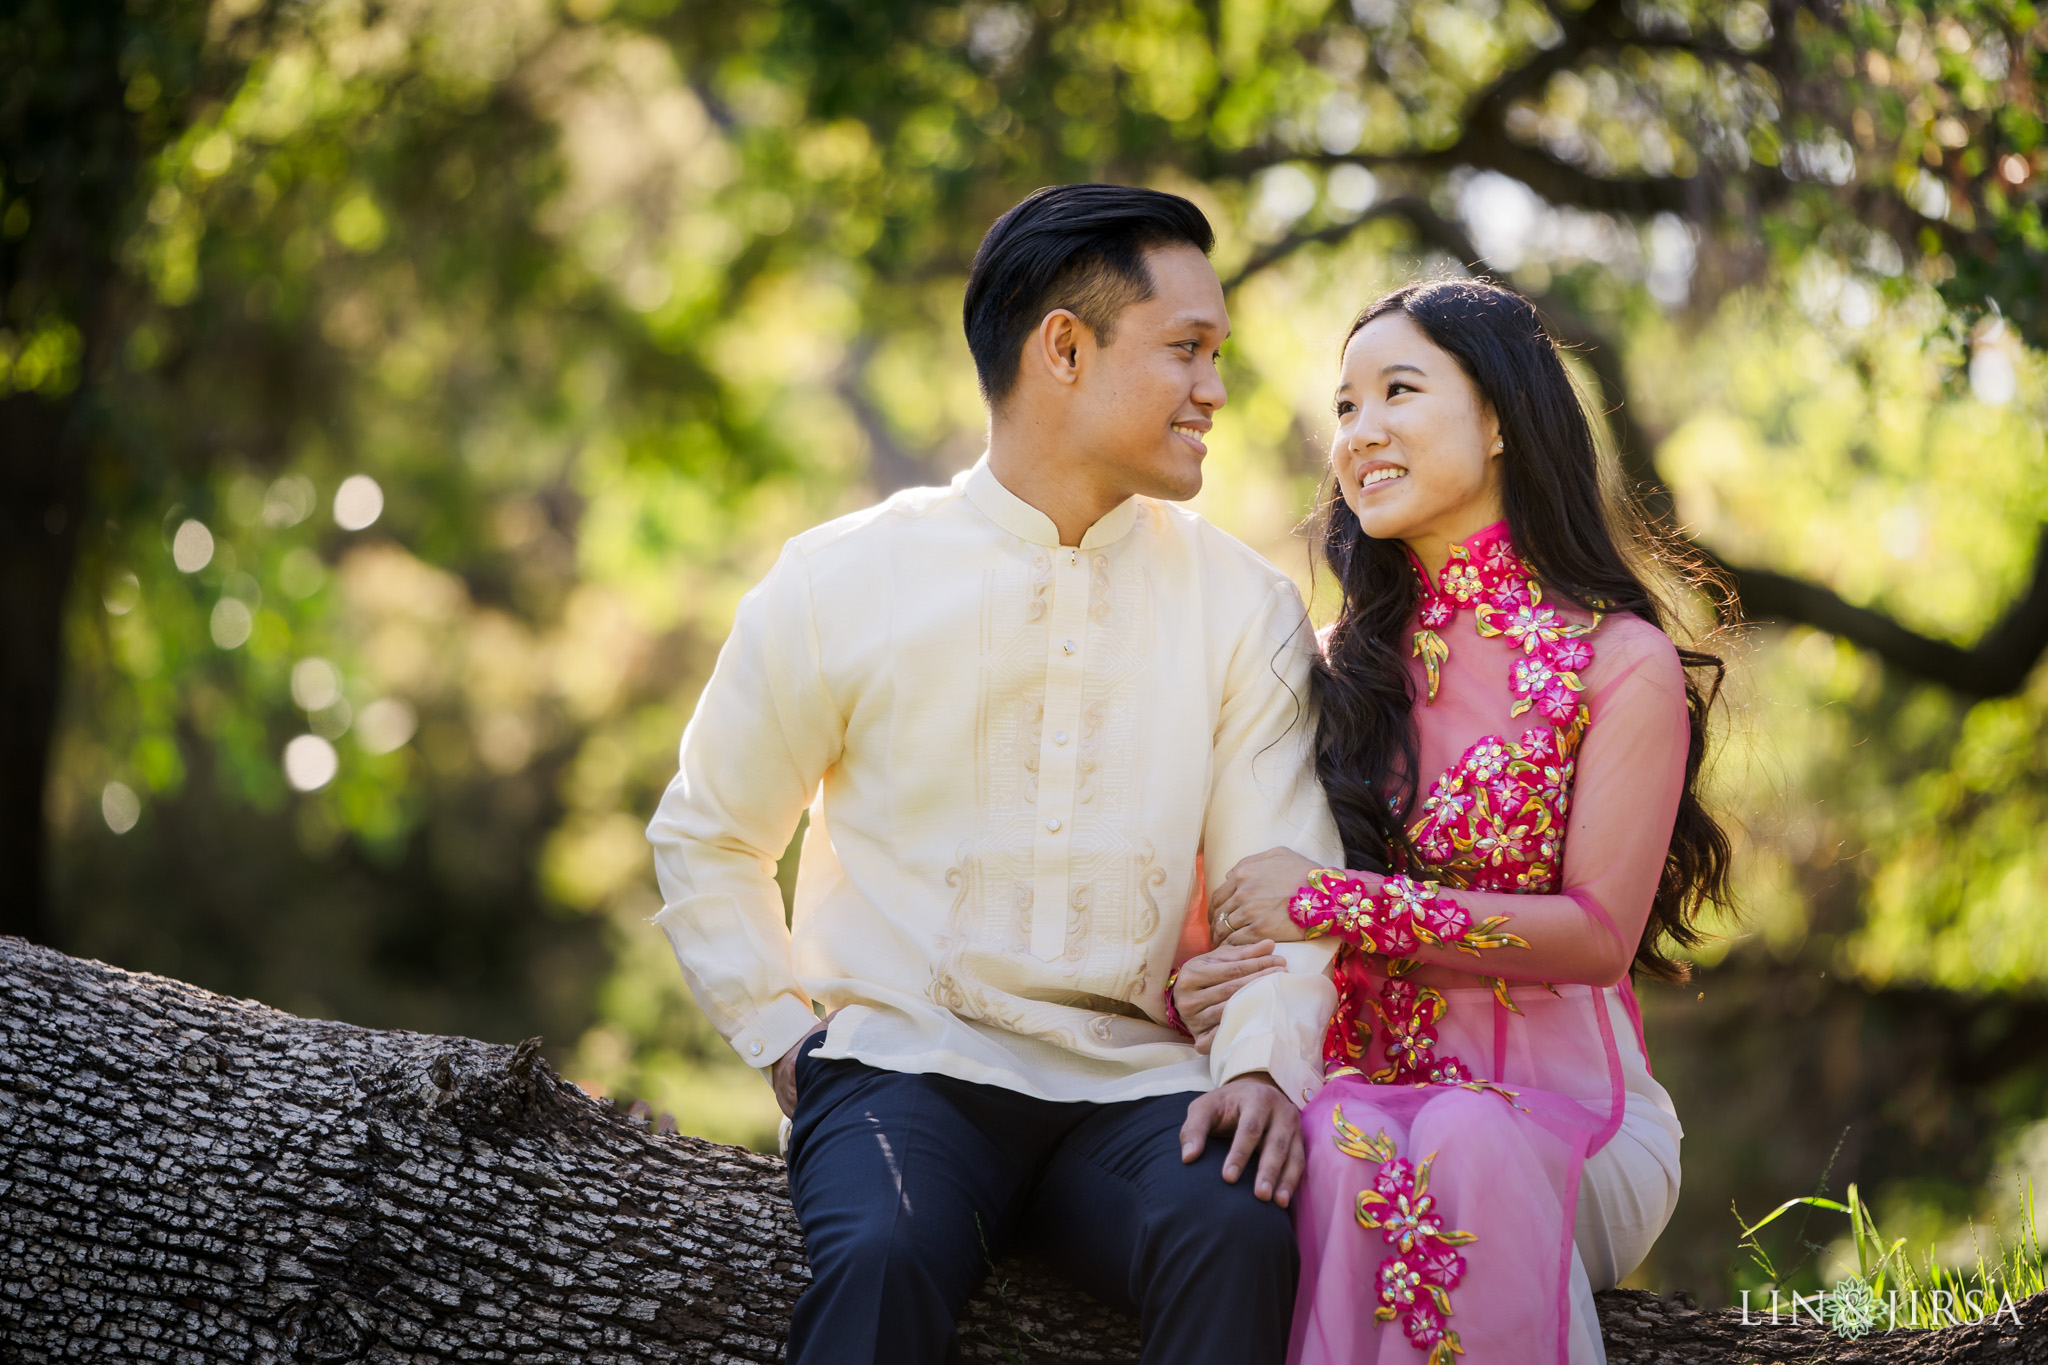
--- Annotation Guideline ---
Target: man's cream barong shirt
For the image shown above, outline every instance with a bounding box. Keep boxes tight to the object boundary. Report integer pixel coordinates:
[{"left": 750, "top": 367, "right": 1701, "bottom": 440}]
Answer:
[{"left": 648, "top": 457, "right": 1342, "bottom": 1107}]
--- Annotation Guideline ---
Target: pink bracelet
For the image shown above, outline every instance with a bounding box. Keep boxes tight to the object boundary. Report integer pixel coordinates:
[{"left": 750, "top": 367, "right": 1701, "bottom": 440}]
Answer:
[{"left": 1163, "top": 963, "right": 1194, "bottom": 1038}]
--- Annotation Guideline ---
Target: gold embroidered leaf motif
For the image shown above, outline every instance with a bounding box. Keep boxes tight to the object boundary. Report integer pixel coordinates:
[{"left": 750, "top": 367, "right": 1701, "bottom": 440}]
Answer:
[
  {"left": 1413, "top": 628, "right": 1450, "bottom": 702},
  {"left": 1488, "top": 975, "right": 1523, "bottom": 1014},
  {"left": 1428, "top": 1284, "right": 1455, "bottom": 1315},
  {"left": 1463, "top": 919, "right": 1529, "bottom": 953},
  {"left": 1332, "top": 1104, "right": 1399, "bottom": 1163}
]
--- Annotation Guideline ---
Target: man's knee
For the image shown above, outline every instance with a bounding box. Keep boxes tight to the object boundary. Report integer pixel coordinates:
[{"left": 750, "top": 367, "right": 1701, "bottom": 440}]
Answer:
[
  {"left": 814, "top": 1222, "right": 966, "bottom": 1293},
  {"left": 1148, "top": 1169, "right": 1296, "bottom": 1273}
]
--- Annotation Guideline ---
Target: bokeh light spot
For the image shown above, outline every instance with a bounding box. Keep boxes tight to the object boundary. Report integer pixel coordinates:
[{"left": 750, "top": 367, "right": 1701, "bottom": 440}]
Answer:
[
  {"left": 283, "top": 734, "right": 339, "bottom": 791},
  {"left": 1971, "top": 346, "right": 2018, "bottom": 406},
  {"left": 103, "top": 571, "right": 140, "bottom": 615},
  {"left": 278, "top": 547, "right": 327, "bottom": 598},
  {"left": 101, "top": 781, "right": 140, "bottom": 834},
  {"left": 210, "top": 597, "right": 254, "bottom": 649},
  {"left": 334, "top": 474, "right": 384, "bottom": 530},
  {"left": 172, "top": 519, "right": 214, "bottom": 572},
  {"left": 263, "top": 475, "right": 317, "bottom": 527},
  {"left": 355, "top": 698, "right": 418, "bottom": 754},
  {"left": 291, "top": 657, "right": 343, "bottom": 711}
]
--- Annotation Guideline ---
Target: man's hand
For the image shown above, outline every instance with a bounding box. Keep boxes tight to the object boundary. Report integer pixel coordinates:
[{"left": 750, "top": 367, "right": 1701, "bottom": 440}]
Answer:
[
  {"left": 1172, "top": 942, "right": 1285, "bottom": 1054},
  {"left": 1179, "top": 1074, "right": 1304, "bottom": 1208},
  {"left": 770, "top": 1013, "right": 836, "bottom": 1117},
  {"left": 1211, "top": 847, "right": 1320, "bottom": 947}
]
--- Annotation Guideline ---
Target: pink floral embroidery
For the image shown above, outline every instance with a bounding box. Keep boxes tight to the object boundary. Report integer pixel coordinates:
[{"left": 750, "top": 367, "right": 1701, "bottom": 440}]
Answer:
[
  {"left": 1414, "top": 522, "right": 1601, "bottom": 741},
  {"left": 1545, "top": 638, "right": 1593, "bottom": 673},
  {"left": 1291, "top": 873, "right": 1527, "bottom": 1079},
  {"left": 1441, "top": 559, "right": 1484, "bottom": 605},
  {"left": 1313, "top": 525, "right": 1600, "bottom": 1360},
  {"left": 1332, "top": 1108, "right": 1477, "bottom": 1365}
]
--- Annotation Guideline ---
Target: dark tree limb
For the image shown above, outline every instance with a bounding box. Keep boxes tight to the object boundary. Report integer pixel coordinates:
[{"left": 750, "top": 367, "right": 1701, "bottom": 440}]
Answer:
[
  {"left": 1713, "top": 531, "right": 2048, "bottom": 698},
  {"left": 3, "top": 937, "right": 2045, "bottom": 1361},
  {"left": 1220, "top": 196, "right": 1461, "bottom": 292},
  {"left": 0, "top": 936, "right": 1138, "bottom": 1363}
]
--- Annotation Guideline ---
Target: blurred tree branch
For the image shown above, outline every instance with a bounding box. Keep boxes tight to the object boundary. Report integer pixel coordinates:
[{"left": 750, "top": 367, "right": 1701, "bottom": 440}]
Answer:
[{"left": 1226, "top": 195, "right": 2048, "bottom": 698}]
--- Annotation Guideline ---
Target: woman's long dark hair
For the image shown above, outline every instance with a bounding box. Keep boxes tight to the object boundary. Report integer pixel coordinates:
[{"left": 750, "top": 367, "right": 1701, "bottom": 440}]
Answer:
[{"left": 1313, "top": 279, "right": 1732, "bottom": 981}]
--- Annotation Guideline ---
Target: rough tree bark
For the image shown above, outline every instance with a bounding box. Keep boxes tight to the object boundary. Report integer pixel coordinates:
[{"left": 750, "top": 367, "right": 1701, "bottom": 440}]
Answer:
[{"left": 3, "top": 936, "right": 2043, "bottom": 1364}]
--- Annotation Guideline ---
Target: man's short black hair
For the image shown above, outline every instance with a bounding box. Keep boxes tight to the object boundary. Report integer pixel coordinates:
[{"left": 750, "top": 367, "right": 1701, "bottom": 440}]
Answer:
[{"left": 963, "top": 184, "right": 1216, "bottom": 407}]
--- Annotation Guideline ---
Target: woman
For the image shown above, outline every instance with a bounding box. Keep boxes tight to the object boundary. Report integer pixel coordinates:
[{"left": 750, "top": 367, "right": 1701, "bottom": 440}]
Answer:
[{"left": 1169, "top": 279, "right": 1731, "bottom": 1365}]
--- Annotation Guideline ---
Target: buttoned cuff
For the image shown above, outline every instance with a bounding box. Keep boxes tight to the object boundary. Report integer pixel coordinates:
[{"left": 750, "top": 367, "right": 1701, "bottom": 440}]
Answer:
[
  {"left": 1208, "top": 940, "right": 1339, "bottom": 1109},
  {"left": 730, "top": 993, "right": 821, "bottom": 1070}
]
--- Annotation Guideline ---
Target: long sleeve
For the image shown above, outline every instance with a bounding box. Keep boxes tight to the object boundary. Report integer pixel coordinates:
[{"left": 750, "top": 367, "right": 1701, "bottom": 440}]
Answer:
[
  {"left": 1315, "top": 635, "right": 1690, "bottom": 988},
  {"left": 647, "top": 542, "right": 844, "bottom": 1069},
  {"left": 1203, "top": 577, "right": 1344, "bottom": 1104}
]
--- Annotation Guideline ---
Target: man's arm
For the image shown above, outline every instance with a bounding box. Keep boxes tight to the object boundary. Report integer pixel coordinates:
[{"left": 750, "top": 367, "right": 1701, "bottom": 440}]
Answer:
[
  {"left": 646, "top": 543, "right": 844, "bottom": 1077},
  {"left": 1199, "top": 576, "right": 1344, "bottom": 1108}
]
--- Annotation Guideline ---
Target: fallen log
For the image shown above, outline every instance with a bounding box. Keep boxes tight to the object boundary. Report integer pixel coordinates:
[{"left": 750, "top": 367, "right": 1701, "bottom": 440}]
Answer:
[{"left": 0, "top": 937, "right": 2040, "bottom": 1362}]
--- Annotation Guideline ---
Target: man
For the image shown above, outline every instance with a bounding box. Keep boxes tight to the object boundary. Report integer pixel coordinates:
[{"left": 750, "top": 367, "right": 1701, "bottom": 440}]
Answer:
[{"left": 647, "top": 184, "right": 1339, "bottom": 1365}]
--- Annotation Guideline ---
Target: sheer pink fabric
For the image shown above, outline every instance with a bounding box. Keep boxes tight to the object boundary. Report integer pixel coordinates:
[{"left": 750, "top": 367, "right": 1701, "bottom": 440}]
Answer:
[{"left": 1289, "top": 523, "right": 1688, "bottom": 1365}]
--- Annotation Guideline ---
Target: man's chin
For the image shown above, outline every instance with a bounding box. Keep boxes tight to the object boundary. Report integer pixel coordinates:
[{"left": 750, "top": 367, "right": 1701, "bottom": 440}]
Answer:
[{"left": 1143, "top": 454, "right": 1205, "bottom": 503}]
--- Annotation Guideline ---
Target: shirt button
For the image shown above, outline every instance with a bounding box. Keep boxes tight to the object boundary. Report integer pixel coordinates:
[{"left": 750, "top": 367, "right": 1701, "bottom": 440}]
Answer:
[
  {"left": 749, "top": 1042, "right": 763, "bottom": 1057},
  {"left": 1053, "top": 730, "right": 1069, "bottom": 745},
  {"left": 1046, "top": 817, "right": 1062, "bottom": 832},
  {"left": 1062, "top": 639, "right": 1076, "bottom": 654},
  {"left": 1066, "top": 549, "right": 1078, "bottom": 566}
]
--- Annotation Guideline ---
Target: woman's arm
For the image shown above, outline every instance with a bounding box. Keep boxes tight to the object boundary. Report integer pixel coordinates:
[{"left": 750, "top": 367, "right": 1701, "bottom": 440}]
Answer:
[{"left": 1216, "top": 639, "right": 1691, "bottom": 988}]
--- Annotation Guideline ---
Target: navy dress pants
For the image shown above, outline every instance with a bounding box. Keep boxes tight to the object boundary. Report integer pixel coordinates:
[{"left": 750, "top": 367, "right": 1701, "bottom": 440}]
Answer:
[{"left": 784, "top": 1035, "right": 1298, "bottom": 1365}]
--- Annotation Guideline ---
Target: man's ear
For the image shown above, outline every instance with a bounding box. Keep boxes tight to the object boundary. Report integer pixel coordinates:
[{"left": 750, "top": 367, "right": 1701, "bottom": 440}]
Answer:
[{"left": 1031, "top": 308, "right": 1091, "bottom": 389}]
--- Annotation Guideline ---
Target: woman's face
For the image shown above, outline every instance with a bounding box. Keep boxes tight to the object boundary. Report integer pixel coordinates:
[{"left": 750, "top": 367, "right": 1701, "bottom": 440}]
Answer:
[{"left": 1330, "top": 312, "right": 1504, "bottom": 549}]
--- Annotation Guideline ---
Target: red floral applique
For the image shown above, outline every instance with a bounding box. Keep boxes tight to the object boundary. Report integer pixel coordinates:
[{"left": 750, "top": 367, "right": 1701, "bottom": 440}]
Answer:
[
  {"left": 1298, "top": 525, "right": 1600, "bottom": 1359},
  {"left": 1410, "top": 523, "right": 1601, "bottom": 740},
  {"left": 1333, "top": 1107, "right": 1477, "bottom": 1365}
]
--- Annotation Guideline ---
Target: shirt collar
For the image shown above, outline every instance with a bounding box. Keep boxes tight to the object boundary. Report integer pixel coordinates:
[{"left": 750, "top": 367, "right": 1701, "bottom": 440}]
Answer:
[{"left": 962, "top": 455, "right": 1141, "bottom": 551}]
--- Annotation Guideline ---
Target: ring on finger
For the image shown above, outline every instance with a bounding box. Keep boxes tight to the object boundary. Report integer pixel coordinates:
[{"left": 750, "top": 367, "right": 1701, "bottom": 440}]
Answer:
[{"left": 1220, "top": 909, "right": 1236, "bottom": 932}]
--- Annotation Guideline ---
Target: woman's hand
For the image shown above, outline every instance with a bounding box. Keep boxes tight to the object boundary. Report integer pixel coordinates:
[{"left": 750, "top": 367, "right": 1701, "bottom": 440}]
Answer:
[
  {"left": 1211, "top": 847, "right": 1323, "bottom": 947},
  {"left": 1172, "top": 943, "right": 1287, "bottom": 1054}
]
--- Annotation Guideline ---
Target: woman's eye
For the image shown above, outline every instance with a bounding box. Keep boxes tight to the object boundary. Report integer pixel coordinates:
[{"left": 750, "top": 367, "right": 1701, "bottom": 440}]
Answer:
[
  {"left": 1335, "top": 400, "right": 1355, "bottom": 416},
  {"left": 1387, "top": 382, "right": 1415, "bottom": 398}
]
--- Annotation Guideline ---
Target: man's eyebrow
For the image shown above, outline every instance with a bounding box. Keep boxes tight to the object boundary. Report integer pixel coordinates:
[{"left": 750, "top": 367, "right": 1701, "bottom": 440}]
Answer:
[{"left": 1167, "top": 313, "right": 1228, "bottom": 336}]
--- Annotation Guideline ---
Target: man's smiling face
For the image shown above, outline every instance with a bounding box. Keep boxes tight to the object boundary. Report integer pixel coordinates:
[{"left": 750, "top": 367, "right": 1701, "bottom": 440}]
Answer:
[{"left": 1065, "top": 242, "right": 1230, "bottom": 503}]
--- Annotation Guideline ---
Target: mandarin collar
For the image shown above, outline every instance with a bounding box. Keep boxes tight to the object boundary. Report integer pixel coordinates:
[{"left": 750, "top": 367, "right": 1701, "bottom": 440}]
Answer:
[
  {"left": 962, "top": 456, "right": 1141, "bottom": 551},
  {"left": 1406, "top": 519, "right": 1513, "bottom": 594}
]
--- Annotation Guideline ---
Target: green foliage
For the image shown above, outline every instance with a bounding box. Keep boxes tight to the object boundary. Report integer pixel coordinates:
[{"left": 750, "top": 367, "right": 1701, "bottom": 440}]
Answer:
[
  {"left": 1737, "top": 1177, "right": 2046, "bottom": 1322},
  {"left": 13, "top": 0, "right": 2047, "bottom": 1250}
]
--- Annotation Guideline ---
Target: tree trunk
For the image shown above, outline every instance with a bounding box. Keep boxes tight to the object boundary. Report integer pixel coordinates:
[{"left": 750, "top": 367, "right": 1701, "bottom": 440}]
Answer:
[
  {"left": 0, "top": 393, "right": 82, "bottom": 946},
  {"left": 1, "top": 937, "right": 2041, "bottom": 1364}
]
